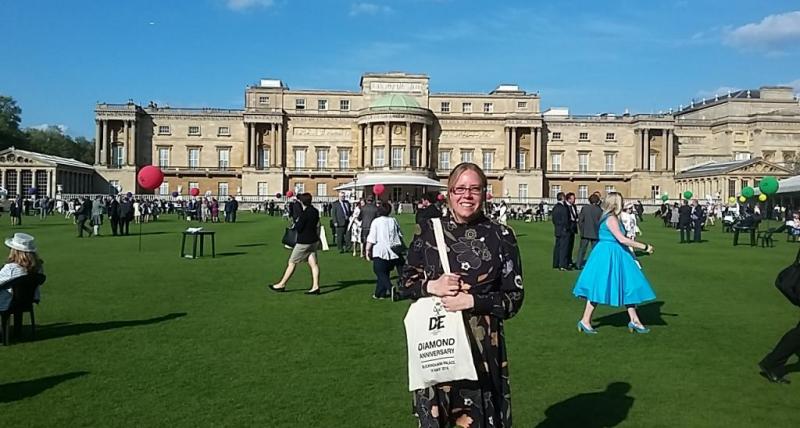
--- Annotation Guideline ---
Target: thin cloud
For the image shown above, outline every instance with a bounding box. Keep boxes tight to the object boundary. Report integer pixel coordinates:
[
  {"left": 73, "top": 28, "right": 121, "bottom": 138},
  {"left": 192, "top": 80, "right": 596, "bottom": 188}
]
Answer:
[
  {"left": 349, "top": 3, "right": 393, "bottom": 17},
  {"left": 695, "top": 86, "right": 740, "bottom": 100},
  {"left": 724, "top": 11, "right": 800, "bottom": 54},
  {"left": 225, "top": 0, "right": 274, "bottom": 11},
  {"left": 782, "top": 78, "right": 800, "bottom": 94}
]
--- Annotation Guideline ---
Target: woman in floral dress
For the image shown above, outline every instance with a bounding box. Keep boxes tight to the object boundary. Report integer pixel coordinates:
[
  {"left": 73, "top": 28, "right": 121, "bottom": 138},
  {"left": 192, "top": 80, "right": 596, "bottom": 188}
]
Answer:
[{"left": 399, "top": 162, "right": 524, "bottom": 427}]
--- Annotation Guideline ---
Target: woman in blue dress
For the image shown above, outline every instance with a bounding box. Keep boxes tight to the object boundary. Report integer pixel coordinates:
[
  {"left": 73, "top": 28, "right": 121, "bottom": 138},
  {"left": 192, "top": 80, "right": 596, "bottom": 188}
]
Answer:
[{"left": 573, "top": 192, "right": 656, "bottom": 334}]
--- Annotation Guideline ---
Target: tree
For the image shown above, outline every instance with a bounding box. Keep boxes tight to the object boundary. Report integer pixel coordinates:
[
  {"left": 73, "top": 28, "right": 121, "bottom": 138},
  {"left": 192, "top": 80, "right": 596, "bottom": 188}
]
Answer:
[{"left": 0, "top": 95, "right": 24, "bottom": 150}]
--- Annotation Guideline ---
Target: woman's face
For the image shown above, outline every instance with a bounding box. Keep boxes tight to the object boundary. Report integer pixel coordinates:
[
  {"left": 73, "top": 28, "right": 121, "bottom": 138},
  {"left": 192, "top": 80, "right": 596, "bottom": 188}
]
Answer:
[{"left": 448, "top": 169, "right": 483, "bottom": 222}]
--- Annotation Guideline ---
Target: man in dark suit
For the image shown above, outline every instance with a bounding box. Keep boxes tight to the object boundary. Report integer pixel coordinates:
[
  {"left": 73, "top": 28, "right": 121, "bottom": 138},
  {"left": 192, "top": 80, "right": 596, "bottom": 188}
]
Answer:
[
  {"left": 692, "top": 200, "right": 704, "bottom": 243},
  {"left": 678, "top": 200, "right": 692, "bottom": 243},
  {"left": 119, "top": 196, "right": 133, "bottom": 235},
  {"left": 415, "top": 191, "right": 441, "bottom": 227},
  {"left": 565, "top": 192, "right": 579, "bottom": 268},
  {"left": 108, "top": 195, "right": 121, "bottom": 236},
  {"left": 552, "top": 192, "right": 570, "bottom": 270},
  {"left": 228, "top": 196, "right": 238, "bottom": 222},
  {"left": 576, "top": 193, "right": 603, "bottom": 269},
  {"left": 358, "top": 196, "right": 379, "bottom": 258},
  {"left": 331, "top": 192, "right": 352, "bottom": 253},
  {"left": 76, "top": 196, "right": 93, "bottom": 238}
]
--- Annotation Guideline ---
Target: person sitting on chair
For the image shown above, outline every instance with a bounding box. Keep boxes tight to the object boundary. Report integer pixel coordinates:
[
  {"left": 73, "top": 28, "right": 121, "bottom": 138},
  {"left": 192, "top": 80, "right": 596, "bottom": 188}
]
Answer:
[{"left": 0, "top": 233, "right": 45, "bottom": 312}]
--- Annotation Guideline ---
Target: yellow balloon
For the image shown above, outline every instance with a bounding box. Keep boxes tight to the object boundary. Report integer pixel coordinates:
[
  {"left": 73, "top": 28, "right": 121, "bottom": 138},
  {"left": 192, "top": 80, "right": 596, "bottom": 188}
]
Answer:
[
  {"left": 728, "top": 196, "right": 736, "bottom": 204},
  {"left": 738, "top": 196, "right": 747, "bottom": 203},
  {"left": 758, "top": 194, "right": 767, "bottom": 202}
]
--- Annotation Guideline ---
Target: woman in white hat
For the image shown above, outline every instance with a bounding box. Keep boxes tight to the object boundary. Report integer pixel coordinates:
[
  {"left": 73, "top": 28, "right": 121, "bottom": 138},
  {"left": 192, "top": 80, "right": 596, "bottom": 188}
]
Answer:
[{"left": 0, "top": 233, "right": 45, "bottom": 312}]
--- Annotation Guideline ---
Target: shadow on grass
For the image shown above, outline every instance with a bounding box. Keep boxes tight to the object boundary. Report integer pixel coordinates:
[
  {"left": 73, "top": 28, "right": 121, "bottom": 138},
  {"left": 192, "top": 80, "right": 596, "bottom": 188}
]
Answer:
[
  {"left": 35, "top": 313, "right": 187, "bottom": 341},
  {"left": 593, "top": 301, "right": 677, "bottom": 328},
  {"left": 0, "top": 371, "right": 89, "bottom": 403},
  {"left": 320, "top": 278, "right": 375, "bottom": 294},
  {"left": 236, "top": 243, "right": 265, "bottom": 247},
  {"left": 217, "top": 251, "right": 248, "bottom": 257},
  {"left": 534, "top": 382, "right": 634, "bottom": 428}
]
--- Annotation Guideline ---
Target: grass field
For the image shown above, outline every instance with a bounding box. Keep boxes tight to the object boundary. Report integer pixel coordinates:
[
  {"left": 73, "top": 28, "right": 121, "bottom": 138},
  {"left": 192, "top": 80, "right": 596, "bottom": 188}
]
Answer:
[{"left": 0, "top": 211, "right": 798, "bottom": 427}]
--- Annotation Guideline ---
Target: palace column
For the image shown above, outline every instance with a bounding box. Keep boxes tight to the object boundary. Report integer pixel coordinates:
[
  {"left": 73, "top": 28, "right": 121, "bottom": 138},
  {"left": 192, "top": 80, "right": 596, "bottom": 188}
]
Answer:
[
  {"left": 17, "top": 170, "right": 21, "bottom": 195},
  {"left": 663, "top": 130, "right": 671, "bottom": 171},
  {"left": 94, "top": 120, "right": 101, "bottom": 164},
  {"left": 505, "top": 128, "right": 511, "bottom": 169},
  {"left": 129, "top": 120, "right": 137, "bottom": 166},
  {"left": 249, "top": 124, "right": 256, "bottom": 167},
  {"left": 367, "top": 124, "right": 374, "bottom": 168},
  {"left": 535, "top": 127, "right": 543, "bottom": 169},
  {"left": 277, "top": 123, "right": 283, "bottom": 167},
  {"left": 272, "top": 124, "right": 277, "bottom": 167},
  {"left": 385, "top": 121, "right": 391, "bottom": 168},
  {"left": 0, "top": 168, "right": 4, "bottom": 190},
  {"left": 421, "top": 125, "right": 428, "bottom": 169},
  {"left": 358, "top": 124, "right": 364, "bottom": 169},
  {"left": 644, "top": 129, "right": 651, "bottom": 171},
  {"left": 406, "top": 122, "right": 413, "bottom": 167},
  {"left": 511, "top": 127, "right": 518, "bottom": 169},
  {"left": 99, "top": 121, "right": 107, "bottom": 166},
  {"left": 252, "top": 125, "right": 259, "bottom": 168}
]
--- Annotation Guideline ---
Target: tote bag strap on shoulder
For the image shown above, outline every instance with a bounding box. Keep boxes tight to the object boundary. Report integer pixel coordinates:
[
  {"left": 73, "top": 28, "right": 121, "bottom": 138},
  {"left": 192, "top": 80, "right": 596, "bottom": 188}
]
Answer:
[{"left": 431, "top": 218, "right": 450, "bottom": 274}]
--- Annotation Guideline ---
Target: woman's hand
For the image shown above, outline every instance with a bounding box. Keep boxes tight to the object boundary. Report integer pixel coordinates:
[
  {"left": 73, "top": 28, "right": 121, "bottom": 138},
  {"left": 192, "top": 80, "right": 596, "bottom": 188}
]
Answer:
[
  {"left": 442, "top": 293, "right": 475, "bottom": 312},
  {"left": 645, "top": 244, "right": 655, "bottom": 255},
  {"left": 426, "top": 273, "right": 463, "bottom": 297}
]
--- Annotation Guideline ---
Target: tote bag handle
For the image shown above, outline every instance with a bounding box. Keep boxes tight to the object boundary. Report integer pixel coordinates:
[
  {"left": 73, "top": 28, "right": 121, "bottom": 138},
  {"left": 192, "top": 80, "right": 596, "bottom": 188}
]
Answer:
[{"left": 431, "top": 218, "right": 450, "bottom": 274}]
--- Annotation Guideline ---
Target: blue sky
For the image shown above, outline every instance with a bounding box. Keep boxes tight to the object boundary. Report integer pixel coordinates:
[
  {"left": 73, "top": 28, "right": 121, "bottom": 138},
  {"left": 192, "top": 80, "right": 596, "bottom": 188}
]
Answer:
[{"left": 2, "top": 0, "right": 799, "bottom": 138}]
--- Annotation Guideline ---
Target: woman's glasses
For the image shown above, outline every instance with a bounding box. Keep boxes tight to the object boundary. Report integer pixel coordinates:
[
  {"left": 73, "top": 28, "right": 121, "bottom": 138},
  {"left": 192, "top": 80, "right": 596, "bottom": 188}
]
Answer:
[{"left": 450, "top": 186, "right": 484, "bottom": 195}]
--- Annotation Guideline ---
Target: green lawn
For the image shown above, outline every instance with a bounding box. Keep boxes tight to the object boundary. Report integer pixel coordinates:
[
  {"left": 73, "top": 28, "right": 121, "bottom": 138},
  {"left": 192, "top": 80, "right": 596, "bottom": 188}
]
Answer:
[{"left": 0, "top": 212, "right": 798, "bottom": 427}]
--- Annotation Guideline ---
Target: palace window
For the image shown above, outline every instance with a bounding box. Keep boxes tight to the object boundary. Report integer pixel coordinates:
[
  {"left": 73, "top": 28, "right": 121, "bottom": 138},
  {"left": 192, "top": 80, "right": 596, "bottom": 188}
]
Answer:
[
  {"left": 461, "top": 150, "right": 473, "bottom": 164},
  {"left": 218, "top": 126, "right": 230, "bottom": 136},
  {"left": 578, "top": 185, "right": 588, "bottom": 199},
  {"left": 551, "top": 153, "right": 562, "bottom": 172},
  {"left": 188, "top": 148, "right": 200, "bottom": 169},
  {"left": 462, "top": 102, "right": 472, "bottom": 113},
  {"left": 578, "top": 153, "right": 589, "bottom": 172},
  {"left": 728, "top": 179, "right": 736, "bottom": 198},
  {"left": 257, "top": 182, "right": 268, "bottom": 196},
  {"left": 441, "top": 102, "right": 450, "bottom": 113},
  {"left": 188, "top": 126, "right": 201, "bottom": 136},
  {"left": 189, "top": 182, "right": 199, "bottom": 191},
  {"left": 294, "top": 148, "right": 306, "bottom": 169},
  {"left": 340, "top": 100, "right": 350, "bottom": 111},
  {"left": 649, "top": 153, "right": 658, "bottom": 171},
  {"left": 316, "top": 148, "right": 328, "bottom": 169},
  {"left": 518, "top": 151, "right": 527, "bottom": 169},
  {"left": 579, "top": 132, "right": 589, "bottom": 141},
  {"left": 735, "top": 152, "right": 751, "bottom": 161},
  {"left": 482, "top": 150, "right": 494, "bottom": 171},
  {"left": 518, "top": 184, "right": 528, "bottom": 198},
  {"left": 651, "top": 185, "right": 660, "bottom": 199},
  {"left": 295, "top": 98, "right": 305, "bottom": 110},
  {"left": 318, "top": 99, "right": 328, "bottom": 111},
  {"left": 605, "top": 185, "right": 616, "bottom": 194},
  {"left": 411, "top": 147, "right": 419, "bottom": 167},
  {"left": 550, "top": 185, "right": 561, "bottom": 197},
  {"left": 483, "top": 103, "right": 494, "bottom": 113},
  {"left": 374, "top": 146, "right": 385, "bottom": 167},
  {"left": 391, "top": 147, "right": 403, "bottom": 168},
  {"left": 606, "top": 132, "right": 615, "bottom": 141},
  {"left": 158, "top": 148, "right": 170, "bottom": 168},
  {"left": 158, "top": 125, "right": 171, "bottom": 135},
  {"left": 258, "top": 96, "right": 270, "bottom": 105},
  {"left": 604, "top": 153, "right": 616, "bottom": 173},
  {"left": 486, "top": 184, "right": 493, "bottom": 196},
  {"left": 517, "top": 101, "right": 527, "bottom": 110},
  {"left": 218, "top": 149, "right": 230, "bottom": 169},
  {"left": 259, "top": 147, "right": 270, "bottom": 169},
  {"left": 551, "top": 132, "right": 562, "bottom": 140},
  {"left": 439, "top": 151, "right": 451, "bottom": 170},
  {"left": 295, "top": 183, "right": 305, "bottom": 193},
  {"left": 338, "top": 149, "right": 350, "bottom": 170},
  {"left": 741, "top": 179, "right": 749, "bottom": 190},
  {"left": 109, "top": 180, "right": 120, "bottom": 194},
  {"left": 112, "top": 145, "right": 124, "bottom": 167},
  {"left": 317, "top": 183, "right": 327, "bottom": 197},
  {"left": 218, "top": 182, "right": 229, "bottom": 197},
  {"left": 158, "top": 182, "right": 169, "bottom": 196}
]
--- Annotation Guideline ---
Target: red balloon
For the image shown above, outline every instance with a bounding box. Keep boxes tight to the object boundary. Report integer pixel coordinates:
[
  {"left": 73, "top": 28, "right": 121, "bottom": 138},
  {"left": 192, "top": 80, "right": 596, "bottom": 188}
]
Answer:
[
  {"left": 286, "top": 190, "right": 295, "bottom": 198},
  {"left": 189, "top": 188, "right": 200, "bottom": 197},
  {"left": 137, "top": 166, "right": 164, "bottom": 190},
  {"left": 373, "top": 184, "right": 385, "bottom": 195},
  {"left": 436, "top": 194, "right": 445, "bottom": 201},
  {"left": 487, "top": 193, "right": 493, "bottom": 200}
]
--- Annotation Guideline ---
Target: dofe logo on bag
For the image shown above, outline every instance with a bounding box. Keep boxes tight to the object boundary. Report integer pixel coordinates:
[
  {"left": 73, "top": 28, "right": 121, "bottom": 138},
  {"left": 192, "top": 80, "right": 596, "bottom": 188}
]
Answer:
[{"left": 429, "top": 301, "right": 445, "bottom": 332}]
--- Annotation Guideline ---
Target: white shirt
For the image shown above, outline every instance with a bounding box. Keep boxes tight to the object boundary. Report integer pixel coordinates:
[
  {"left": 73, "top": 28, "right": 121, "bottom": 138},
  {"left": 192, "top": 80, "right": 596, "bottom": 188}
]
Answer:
[
  {"left": 366, "top": 216, "right": 403, "bottom": 260},
  {"left": 0, "top": 262, "right": 41, "bottom": 311}
]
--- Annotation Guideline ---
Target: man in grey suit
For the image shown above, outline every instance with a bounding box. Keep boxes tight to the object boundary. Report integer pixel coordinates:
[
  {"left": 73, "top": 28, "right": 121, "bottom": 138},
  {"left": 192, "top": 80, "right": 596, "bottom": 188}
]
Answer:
[
  {"left": 576, "top": 193, "right": 603, "bottom": 269},
  {"left": 358, "top": 196, "right": 379, "bottom": 258},
  {"left": 331, "top": 192, "right": 352, "bottom": 253}
]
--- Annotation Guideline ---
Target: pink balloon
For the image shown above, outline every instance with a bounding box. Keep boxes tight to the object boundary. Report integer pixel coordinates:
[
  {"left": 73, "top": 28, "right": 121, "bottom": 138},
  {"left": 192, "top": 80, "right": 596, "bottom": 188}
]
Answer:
[
  {"left": 486, "top": 193, "right": 493, "bottom": 200},
  {"left": 373, "top": 184, "right": 385, "bottom": 195},
  {"left": 436, "top": 194, "right": 445, "bottom": 201},
  {"left": 286, "top": 190, "right": 295, "bottom": 198},
  {"left": 137, "top": 165, "right": 164, "bottom": 190},
  {"left": 190, "top": 188, "right": 200, "bottom": 197}
]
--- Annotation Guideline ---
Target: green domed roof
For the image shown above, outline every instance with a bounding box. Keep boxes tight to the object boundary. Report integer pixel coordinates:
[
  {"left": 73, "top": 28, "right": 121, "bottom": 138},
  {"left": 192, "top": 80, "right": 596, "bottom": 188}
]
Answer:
[{"left": 370, "top": 94, "right": 421, "bottom": 109}]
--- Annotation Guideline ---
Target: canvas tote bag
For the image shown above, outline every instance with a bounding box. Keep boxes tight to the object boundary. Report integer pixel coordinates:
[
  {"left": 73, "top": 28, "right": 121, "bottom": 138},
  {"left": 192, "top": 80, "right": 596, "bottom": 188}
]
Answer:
[{"left": 404, "top": 218, "right": 478, "bottom": 391}]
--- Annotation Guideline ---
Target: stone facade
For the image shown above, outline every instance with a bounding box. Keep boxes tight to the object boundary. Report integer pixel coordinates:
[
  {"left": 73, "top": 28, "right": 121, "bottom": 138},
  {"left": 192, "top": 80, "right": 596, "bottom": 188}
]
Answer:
[{"left": 93, "top": 73, "right": 800, "bottom": 200}]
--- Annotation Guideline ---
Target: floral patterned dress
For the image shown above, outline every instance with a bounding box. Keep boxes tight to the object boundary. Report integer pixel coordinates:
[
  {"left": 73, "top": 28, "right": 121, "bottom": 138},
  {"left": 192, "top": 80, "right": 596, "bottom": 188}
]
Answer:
[{"left": 399, "top": 214, "right": 524, "bottom": 427}]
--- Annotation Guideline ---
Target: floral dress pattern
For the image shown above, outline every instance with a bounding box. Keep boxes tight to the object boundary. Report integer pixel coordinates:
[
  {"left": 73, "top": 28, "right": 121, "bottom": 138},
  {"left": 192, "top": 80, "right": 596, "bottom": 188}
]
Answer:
[{"left": 399, "top": 214, "right": 524, "bottom": 428}]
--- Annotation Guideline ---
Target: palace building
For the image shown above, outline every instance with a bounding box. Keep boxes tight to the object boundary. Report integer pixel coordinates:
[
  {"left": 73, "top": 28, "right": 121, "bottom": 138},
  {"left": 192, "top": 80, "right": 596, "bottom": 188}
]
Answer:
[{"left": 93, "top": 72, "right": 800, "bottom": 201}]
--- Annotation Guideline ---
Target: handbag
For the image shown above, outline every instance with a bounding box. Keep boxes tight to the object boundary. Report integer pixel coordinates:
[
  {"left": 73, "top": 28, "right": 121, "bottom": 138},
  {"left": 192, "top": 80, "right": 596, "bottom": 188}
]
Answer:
[
  {"left": 403, "top": 218, "right": 478, "bottom": 391},
  {"left": 281, "top": 227, "right": 297, "bottom": 248},
  {"left": 390, "top": 218, "right": 407, "bottom": 255},
  {"left": 775, "top": 248, "right": 800, "bottom": 307}
]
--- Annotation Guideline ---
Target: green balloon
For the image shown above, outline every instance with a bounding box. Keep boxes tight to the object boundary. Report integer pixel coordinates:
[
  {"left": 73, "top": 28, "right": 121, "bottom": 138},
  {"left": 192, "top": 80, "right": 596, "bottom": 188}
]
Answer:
[
  {"left": 759, "top": 176, "right": 780, "bottom": 195},
  {"left": 683, "top": 190, "right": 693, "bottom": 200},
  {"left": 660, "top": 194, "right": 669, "bottom": 202},
  {"left": 741, "top": 186, "right": 755, "bottom": 198}
]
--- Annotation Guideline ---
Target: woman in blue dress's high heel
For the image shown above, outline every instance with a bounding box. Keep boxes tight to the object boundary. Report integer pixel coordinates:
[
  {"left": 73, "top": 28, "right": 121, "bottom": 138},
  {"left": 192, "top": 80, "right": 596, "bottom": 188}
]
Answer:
[{"left": 573, "top": 192, "right": 656, "bottom": 334}]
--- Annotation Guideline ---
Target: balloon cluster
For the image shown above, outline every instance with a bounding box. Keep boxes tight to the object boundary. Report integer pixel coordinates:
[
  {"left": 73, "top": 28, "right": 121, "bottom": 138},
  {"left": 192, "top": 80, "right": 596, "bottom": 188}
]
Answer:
[
  {"left": 683, "top": 190, "right": 693, "bottom": 200},
  {"left": 660, "top": 194, "right": 669, "bottom": 202}
]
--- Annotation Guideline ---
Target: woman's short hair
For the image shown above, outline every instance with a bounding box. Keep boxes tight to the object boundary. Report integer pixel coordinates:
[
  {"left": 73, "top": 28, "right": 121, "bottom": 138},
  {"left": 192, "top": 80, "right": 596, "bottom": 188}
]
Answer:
[
  {"left": 588, "top": 193, "right": 600, "bottom": 205},
  {"left": 297, "top": 192, "right": 312, "bottom": 207},
  {"left": 377, "top": 201, "right": 392, "bottom": 216},
  {"left": 601, "top": 192, "right": 624, "bottom": 216}
]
